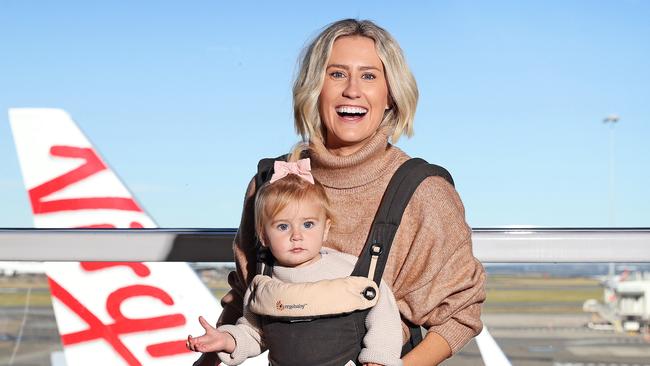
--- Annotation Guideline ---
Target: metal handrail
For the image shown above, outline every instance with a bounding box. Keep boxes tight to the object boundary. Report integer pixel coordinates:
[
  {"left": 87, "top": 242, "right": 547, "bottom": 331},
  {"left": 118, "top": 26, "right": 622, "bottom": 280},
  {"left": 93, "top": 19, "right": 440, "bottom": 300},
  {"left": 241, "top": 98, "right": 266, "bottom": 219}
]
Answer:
[{"left": 1, "top": 228, "right": 649, "bottom": 262}]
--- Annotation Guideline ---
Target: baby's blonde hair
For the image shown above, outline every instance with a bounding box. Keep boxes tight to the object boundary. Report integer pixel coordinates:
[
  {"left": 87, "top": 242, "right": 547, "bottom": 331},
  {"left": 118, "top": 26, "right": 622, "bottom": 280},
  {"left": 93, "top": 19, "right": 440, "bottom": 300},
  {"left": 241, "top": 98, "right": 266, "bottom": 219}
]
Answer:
[{"left": 254, "top": 145, "right": 333, "bottom": 242}]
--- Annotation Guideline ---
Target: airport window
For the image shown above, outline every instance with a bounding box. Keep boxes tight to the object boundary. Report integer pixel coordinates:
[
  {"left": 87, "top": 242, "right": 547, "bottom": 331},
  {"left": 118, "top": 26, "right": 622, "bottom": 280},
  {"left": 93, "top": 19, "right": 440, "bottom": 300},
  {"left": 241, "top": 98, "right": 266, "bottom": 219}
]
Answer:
[{"left": 1, "top": 2, "right": 649, "bottom": 366}]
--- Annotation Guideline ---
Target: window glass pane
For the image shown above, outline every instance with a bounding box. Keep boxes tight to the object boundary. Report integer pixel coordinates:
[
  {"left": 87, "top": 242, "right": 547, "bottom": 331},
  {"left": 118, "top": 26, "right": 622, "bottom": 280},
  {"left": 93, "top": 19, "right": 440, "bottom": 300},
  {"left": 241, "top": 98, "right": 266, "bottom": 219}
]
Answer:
[{"left": 0, "top": 3, "right": 648, "bottom": 228}]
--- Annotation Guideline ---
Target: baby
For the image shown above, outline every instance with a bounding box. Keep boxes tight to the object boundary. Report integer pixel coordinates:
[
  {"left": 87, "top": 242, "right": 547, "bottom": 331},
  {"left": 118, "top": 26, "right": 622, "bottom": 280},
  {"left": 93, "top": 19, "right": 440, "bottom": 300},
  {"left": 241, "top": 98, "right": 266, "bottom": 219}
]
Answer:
[{"left": 188, "top": 158, "right": 402, "bottom": 366}]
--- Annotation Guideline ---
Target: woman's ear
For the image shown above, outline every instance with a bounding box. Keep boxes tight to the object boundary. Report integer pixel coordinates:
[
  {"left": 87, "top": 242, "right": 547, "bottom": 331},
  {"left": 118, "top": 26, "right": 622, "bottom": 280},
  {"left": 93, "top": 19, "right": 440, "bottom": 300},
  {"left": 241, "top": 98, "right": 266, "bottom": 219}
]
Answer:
[{"left": 385, "top": 93, "right": 394, "bottom": 110}]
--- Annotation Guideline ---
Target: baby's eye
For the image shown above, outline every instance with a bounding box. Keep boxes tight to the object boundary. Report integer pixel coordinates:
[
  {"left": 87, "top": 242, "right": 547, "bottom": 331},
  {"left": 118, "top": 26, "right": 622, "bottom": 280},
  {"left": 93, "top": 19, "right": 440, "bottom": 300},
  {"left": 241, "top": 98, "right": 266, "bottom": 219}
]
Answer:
[
  {"left": 361, "top": 73, "right": 376, "bottom": 80},
  {"left": 303, "top": 221, "right": 315, "bottom": 229},
  {"left": 330, "top": 71, "right": 345, "bottom": 79},
  {"left": 277, "top": 223, "right": 289, "bottom": 231}
]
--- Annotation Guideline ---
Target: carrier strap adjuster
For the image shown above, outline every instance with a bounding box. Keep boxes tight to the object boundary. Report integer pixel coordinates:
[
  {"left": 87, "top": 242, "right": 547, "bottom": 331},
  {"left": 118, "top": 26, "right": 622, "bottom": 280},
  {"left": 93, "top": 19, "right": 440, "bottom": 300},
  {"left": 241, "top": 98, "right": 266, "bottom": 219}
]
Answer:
[
  {"left": 367, "top": 241, "right": 383, "bottom": 282},
  {"left": 256, "top": 247, "right": 274, "bottom": 277},
  {"left": 362, "top": 287, "right": 377, "bottom": 300},
  {"left": 257, "top": 250, "right": 268, "bottom": 262}
]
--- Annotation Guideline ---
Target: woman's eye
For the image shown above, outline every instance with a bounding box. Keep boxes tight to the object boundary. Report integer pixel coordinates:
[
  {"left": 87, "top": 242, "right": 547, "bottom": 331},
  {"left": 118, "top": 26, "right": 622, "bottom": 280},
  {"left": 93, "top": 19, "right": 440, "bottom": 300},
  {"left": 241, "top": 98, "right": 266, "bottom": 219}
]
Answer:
[
  {"left": 303, "top": 221, "right": 315, "bottom": 229},
  {"left": 330, "top": 71, "right": 345, "bottom": 79},
  {"left": 362, "top": 73, "right": 376, "bottom": 80},
  {"left": 277, "top": 223, "right": 289, "bottom": 231}
]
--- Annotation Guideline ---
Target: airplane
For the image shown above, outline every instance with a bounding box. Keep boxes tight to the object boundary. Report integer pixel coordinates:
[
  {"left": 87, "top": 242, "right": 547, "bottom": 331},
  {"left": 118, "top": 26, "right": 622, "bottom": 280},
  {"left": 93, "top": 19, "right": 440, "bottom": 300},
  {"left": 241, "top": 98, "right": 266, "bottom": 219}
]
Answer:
[
  {"left": 8, "top": 108, "right": 268, "bottom": 366},
  {"left": 583, "top": 267, "right": 650, "bottom": 334},
  {"left": 7, "top": 108, "right": 510, "bottom": 366}
]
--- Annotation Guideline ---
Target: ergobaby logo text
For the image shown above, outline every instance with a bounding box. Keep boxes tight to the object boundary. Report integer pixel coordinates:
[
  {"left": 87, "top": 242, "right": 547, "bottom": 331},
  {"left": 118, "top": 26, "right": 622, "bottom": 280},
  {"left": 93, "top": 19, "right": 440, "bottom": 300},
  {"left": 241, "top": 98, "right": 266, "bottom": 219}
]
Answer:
[{"left": 276, "top": 300, "right": 307, "bottom": 311}]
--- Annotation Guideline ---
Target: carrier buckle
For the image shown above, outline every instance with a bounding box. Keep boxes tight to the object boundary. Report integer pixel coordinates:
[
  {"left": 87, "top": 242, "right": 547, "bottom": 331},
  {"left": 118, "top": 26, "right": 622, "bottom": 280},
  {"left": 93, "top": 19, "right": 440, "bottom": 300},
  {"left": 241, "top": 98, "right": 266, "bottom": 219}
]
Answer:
[{"left": 257, "top": 250, "right": 268, "bottom": 262}]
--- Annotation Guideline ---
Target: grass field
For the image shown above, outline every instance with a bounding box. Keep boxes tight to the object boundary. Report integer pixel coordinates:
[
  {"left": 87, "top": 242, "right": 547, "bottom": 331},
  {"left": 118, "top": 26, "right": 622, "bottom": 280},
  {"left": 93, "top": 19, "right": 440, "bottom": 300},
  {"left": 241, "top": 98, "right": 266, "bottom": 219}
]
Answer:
[
  {"left": 487, "top": 275, "right": 600, "bottom": 288},
  {"left": 0, "top": 274, "right": 605, "bottom": 314},
  {"left": 0, "top": 276, "right": 51, "bottom": 307},
  {"left": 484, "top": 275, "right": 602, "bottom": 313}
]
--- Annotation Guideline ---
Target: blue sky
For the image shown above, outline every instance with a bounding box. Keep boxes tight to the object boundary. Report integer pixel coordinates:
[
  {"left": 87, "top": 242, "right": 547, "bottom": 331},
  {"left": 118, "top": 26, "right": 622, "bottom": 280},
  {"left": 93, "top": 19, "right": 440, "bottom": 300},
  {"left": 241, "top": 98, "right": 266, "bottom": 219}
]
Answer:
[{"left": 0, "top": 0, "right": 648, "bottom": 228}]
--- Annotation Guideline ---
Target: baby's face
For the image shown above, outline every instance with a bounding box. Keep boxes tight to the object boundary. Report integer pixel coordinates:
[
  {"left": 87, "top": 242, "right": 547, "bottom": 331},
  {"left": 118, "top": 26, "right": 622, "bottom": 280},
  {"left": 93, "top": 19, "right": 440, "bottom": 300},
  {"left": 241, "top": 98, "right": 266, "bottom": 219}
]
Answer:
[{"left": 263, "top": 199, "right": 331, "bottom": 267}]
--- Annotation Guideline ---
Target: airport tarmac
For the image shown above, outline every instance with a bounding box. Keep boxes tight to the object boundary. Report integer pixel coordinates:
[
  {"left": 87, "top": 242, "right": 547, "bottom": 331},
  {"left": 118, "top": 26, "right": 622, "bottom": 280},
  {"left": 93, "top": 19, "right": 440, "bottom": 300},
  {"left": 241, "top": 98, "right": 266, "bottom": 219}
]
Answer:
[
  {"left": 445, "top": 314, "right": 650, "bottom": 366},
  {"left": 0, "top": 306, "right": 61, "bottom": 366},
  {"left": 3, "top": 307, "right": 650, "bottom": 366},
  {"left": 2, "top": 275, "right": 650, "bottom": 366}
]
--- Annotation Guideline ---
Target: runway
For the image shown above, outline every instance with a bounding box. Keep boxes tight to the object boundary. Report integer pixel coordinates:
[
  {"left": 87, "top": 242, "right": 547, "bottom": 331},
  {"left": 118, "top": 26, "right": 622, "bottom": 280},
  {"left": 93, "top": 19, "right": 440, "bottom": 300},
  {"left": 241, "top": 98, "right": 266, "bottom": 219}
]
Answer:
[
  {"left": 3, "top": 307, "right": 650, "bottom": 365},
  {"left": 2, "top": 274, "right": 650, "bottom": 366},
  {"left": 445, "top": 314, "right": 650, "bottom": 366},
  {"left": 0, "top": 306, "right": 61, "bottom": 366}
]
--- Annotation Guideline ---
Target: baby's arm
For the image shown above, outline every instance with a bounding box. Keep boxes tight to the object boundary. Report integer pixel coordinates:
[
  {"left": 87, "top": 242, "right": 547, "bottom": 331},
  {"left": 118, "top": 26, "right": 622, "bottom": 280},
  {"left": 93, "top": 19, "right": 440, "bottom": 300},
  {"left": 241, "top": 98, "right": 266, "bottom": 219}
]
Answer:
[
  {"left": 187, "top": 316, "right": 236, "bottom": 353},
  {"left": 213, "top": 287, "right": 265, "bottom": 365},
  {"left": 188, "top": 311, "right": 264, "bottom": 366},
  {"left": 359, "top": 280, "right": 404, "bottom": 366}
]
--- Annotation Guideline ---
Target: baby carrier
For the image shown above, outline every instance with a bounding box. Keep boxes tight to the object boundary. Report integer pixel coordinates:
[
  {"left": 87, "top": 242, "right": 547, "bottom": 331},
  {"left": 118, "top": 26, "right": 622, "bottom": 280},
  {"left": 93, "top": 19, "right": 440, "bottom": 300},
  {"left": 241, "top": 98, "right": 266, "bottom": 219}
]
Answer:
[{"left": 252, "top": 157, "right": 454, "bottom": 366}]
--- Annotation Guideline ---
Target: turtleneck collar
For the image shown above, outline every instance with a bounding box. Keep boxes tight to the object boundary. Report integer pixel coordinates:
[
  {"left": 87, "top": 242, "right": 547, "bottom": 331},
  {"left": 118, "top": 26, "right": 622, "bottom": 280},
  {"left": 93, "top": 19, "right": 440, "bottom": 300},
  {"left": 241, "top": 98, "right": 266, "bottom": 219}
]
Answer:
[
  {"left": 272, "top": 250, "right": 327, "bottom": 283},
  {"left": 309, "top": 127, "right": 402, "bottom": 189}
]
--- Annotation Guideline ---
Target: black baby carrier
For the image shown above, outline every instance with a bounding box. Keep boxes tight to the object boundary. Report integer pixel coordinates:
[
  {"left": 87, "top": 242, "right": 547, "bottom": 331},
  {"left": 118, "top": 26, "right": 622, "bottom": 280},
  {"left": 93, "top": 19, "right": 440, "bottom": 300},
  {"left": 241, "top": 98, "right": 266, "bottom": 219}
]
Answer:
[{"left": 252, "top": 157, "right": 454, "bottom": 366}]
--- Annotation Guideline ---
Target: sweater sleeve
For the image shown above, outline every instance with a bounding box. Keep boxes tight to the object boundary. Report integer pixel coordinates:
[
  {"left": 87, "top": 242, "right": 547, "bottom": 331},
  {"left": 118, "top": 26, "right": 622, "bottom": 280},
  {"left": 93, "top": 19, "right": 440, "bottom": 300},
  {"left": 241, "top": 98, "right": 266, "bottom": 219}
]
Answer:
[
  {"left": 393, "top": 176, "right": 486, "bottom": 354},
  {"left": 218, "top": 176, "right": 259, "bottom": 326},
  {"left": 358, "top": 280, "right": 403, "bottom": 366},
  {"left": 216, "top": 288, "right": 265, "bottom": 365}
]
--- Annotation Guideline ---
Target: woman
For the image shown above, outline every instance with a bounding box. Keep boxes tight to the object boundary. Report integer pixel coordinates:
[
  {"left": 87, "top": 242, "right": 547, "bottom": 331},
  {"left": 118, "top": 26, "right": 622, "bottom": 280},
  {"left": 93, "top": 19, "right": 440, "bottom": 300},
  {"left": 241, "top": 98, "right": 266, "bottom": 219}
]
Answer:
[{"left": 209, "top": 19, "right": 485, "bottom": 366}]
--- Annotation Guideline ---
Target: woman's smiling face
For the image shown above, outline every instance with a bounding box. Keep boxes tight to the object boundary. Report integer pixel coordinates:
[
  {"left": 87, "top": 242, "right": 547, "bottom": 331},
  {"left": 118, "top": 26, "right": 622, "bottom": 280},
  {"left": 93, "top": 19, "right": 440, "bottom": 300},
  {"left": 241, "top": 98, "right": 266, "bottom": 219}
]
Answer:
[{"left": 319, "top": 36, "right": 390, "bottom": 156}]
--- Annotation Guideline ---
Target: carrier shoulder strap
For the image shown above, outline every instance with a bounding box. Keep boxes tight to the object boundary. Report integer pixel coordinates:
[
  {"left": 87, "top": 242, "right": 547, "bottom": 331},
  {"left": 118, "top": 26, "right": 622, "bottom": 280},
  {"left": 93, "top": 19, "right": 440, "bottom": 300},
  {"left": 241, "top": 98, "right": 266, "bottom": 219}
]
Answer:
[
  {"left": 255, "top": 156, "right": 283, "bottom": 195},
  {"left": 350, "top": 157, "right": 454, "bottom": 356},
  {"left": 351, "top": 158, "right": 453, "bottom": 284}
]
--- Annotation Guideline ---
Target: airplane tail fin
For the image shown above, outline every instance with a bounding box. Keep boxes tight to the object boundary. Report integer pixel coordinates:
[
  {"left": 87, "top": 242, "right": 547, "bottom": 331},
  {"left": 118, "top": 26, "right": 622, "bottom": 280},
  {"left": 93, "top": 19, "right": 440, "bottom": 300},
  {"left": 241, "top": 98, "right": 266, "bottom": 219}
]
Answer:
[
  {"left": 475, "top": 326, "right": 512, "bottom": 366},
  {"left": 8, "top": 108, "right": 225, "bottom": 366},
  {"left": 8, "top": 108, "right": 156, "bottom": 229}
]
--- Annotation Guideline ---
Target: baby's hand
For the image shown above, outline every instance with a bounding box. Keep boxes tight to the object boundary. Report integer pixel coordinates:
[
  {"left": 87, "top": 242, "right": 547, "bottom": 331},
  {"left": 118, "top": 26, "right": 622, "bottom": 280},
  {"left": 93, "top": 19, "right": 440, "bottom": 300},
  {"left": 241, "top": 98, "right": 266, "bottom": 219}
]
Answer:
[{"left": 186, "top": 316, "right": 236, "bottom": 353}]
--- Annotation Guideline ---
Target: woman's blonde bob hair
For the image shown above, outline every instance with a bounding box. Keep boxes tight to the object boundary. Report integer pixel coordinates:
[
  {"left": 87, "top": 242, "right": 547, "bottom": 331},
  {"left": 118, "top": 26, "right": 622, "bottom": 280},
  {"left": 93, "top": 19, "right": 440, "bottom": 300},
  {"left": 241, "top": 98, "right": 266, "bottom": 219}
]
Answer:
[{"left": 293, "top": 19, "right": 418, "bottom": 144}]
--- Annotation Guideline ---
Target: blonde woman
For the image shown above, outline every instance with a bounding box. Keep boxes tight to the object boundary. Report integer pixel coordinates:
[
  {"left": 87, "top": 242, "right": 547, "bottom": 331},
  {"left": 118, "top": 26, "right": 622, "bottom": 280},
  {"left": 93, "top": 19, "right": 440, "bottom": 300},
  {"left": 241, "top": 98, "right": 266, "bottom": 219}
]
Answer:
[{"left": 202, "top": 19, "right": 486, "bottom": 366}]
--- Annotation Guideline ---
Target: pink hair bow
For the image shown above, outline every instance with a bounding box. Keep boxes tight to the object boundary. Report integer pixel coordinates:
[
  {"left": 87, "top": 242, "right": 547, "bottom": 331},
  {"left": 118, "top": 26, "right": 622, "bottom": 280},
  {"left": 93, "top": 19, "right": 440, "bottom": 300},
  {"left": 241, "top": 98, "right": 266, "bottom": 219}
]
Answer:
[{"left": 269, "top": 158, "right": 315, "bottom": 184}]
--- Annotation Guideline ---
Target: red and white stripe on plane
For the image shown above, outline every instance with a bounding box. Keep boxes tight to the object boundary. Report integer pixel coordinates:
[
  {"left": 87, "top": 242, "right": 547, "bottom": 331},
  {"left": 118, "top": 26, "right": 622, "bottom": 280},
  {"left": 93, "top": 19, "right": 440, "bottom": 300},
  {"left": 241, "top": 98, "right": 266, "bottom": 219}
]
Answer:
[{"left": 8, "top": 108, "right": 267, "bottom": 366}]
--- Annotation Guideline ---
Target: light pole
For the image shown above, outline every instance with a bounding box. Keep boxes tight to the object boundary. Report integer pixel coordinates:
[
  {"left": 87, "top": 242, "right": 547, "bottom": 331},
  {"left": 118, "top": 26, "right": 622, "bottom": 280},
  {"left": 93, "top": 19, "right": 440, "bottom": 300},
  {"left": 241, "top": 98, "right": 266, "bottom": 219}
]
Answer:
[
  {"left": 603, "top": 114, "right": 619, "bottom": 227},
  {"left": 603, "top": 114, "right": 619, "bottom": 279}
]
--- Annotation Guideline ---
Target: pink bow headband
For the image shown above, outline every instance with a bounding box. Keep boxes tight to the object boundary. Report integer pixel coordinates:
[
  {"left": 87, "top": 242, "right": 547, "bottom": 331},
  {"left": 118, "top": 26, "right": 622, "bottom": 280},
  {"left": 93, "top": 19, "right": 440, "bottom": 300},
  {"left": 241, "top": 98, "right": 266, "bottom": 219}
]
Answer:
[{"left": 269, "top": 158, "right": 315, "bottom": 184}]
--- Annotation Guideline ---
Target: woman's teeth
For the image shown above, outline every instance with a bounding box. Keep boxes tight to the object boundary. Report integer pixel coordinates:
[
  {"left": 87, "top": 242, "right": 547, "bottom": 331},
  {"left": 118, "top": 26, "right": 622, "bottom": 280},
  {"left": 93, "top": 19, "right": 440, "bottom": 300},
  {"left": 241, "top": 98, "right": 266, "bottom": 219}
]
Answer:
[{"left": 336, "top": 106, "right": 368, "bottom": 117}]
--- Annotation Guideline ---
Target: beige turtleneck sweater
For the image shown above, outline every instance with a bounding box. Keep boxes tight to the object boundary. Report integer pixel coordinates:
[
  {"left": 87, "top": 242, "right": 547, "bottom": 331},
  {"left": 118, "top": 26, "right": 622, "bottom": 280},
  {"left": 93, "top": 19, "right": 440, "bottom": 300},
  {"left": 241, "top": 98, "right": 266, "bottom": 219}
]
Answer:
[{"left": 219, "top": 129, "right": 486, "bottom": 354}]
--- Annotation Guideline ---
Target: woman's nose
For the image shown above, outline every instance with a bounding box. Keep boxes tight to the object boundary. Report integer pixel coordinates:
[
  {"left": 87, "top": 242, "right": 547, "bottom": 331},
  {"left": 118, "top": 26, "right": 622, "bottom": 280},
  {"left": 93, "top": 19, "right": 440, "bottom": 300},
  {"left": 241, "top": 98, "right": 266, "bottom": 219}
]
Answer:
[{"left": 342, "top": 78, "right": 361, "bottom": 99}]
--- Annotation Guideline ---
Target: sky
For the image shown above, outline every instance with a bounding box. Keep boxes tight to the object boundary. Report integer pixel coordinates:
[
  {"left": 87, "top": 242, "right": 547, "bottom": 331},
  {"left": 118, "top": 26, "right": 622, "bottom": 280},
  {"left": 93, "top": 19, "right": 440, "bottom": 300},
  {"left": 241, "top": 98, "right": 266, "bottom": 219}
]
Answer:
[{"left": 0, "top": 0, "right": 648, "bottom": 229}]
